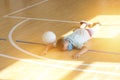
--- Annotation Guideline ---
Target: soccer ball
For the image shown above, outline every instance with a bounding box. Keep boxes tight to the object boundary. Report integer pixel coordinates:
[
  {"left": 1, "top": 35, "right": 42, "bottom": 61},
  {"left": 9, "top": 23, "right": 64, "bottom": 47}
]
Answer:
[{"left": 42, "top": 31, "right": 56, "bottom": 44}]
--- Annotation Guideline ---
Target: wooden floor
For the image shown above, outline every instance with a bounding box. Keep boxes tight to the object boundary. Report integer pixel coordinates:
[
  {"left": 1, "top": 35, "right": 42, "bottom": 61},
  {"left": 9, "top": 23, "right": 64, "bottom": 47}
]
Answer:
[{"left": 0, "top": 0, "right": 120, "bottom": 80}]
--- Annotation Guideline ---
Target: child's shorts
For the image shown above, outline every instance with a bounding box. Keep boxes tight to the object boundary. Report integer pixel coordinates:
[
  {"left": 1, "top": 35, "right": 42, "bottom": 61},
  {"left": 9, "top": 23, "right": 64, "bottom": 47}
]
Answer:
[{"left": 86, "top": 29, "right": 94, "bottom": 37}]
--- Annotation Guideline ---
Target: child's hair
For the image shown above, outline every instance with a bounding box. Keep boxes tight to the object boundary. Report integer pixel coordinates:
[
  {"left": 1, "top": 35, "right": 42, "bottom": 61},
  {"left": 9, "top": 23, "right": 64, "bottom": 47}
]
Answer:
[
  {"left": 56, "top": 38, "right": 64, "bottom": 49},
  {"left": 63, "top": 39, "right": 73, "bottom": 51},
  {"left": 57, "top": 38, "right": 73, "bottom": 51}
]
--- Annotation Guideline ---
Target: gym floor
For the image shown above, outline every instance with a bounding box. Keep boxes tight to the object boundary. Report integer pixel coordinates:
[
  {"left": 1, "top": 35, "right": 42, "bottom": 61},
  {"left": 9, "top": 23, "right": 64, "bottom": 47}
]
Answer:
[{"left": 0, "top": 0, "right": 120, "bottom": 80}]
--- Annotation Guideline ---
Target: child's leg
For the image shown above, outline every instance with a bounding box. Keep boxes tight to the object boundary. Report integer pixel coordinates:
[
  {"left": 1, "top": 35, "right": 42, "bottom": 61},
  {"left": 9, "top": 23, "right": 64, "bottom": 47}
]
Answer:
[{"left": 88, "top": 22, "right": 101, "bottom": 36}]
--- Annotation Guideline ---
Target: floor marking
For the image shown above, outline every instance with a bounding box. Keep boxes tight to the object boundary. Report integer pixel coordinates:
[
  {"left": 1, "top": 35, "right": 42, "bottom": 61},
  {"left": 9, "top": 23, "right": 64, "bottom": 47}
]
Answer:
[
  {"left": 1, "top": 0, "right": 120, "bottom": 77},
  {"left": 0, "top": 53, "right": 120, "bottom": 76},
  {"left": 8, "top": 19, "right": 81, "bottom": 64},
  {"left": 5, "top": 16, "right": 79, "bottom": 24},
  {"left": 8, "top": 19, "right": 49, "bottom": 60},
  {"left": 3, "top": 0, "right": 48, "bottom": 17},
  {"left": 16, "top": 40, "right": 45, "bottom": 45},
  {"left": 8, "top": 20, "right": 120, "bottom": 67},
  {"left": 15, "top": 39, "right": 120, "bottom": 55},
  {"left": 0, "top": 38, "right": 6, "bottom": 41},
  {"left": 89, "top": 50, "right": 120, "bottom": 55},
  {"left": 6, "top": 16, "right": 120, "bottom": 26}
]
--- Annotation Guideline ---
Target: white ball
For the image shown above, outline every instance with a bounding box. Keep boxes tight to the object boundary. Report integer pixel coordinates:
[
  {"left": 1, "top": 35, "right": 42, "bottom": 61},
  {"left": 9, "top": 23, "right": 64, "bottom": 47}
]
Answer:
[{"left": 42, "top": 31, "right": 56, "bottom": 44}]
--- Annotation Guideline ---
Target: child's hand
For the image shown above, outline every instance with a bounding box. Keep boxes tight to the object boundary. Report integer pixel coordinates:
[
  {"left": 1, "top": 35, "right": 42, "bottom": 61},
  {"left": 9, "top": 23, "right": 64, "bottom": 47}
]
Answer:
[
  {"left": 72, "top": 46, "right": 88, "bottom": 59},
  {"left": 72, "top": 53, "right": 81, "bottom": 59},
  {"left": 40, "top": 43, "right": 55, "bottom": 56}
]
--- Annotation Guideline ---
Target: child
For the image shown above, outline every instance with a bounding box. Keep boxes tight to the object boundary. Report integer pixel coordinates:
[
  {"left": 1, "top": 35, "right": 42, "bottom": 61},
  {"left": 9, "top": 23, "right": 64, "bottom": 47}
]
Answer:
[{"left": 41, "top": 21, "right": 100, "bottom": 59}]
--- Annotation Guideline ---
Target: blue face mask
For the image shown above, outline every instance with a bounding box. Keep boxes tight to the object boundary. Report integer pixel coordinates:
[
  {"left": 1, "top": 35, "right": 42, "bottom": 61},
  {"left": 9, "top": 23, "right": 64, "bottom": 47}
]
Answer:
[{"left": 67, "top": 43, "right": 73, "bottom": 51}]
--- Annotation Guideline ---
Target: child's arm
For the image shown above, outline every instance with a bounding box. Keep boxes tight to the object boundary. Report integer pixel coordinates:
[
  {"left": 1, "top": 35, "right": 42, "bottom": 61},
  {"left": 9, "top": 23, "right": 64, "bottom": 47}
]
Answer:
[
  {"left": 72, "top": 46, "right": 88, "bottom": 59},
  {"left": 40, "top": 42, "right": 56, "bottom": 55}
]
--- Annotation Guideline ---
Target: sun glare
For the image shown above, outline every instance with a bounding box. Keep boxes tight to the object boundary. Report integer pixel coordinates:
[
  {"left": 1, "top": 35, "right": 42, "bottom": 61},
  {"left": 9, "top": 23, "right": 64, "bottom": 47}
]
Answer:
[
  {"left": 0, "top": 59, "right": 84, "bottom": 80},
  {"left": 90, "top": 15, "right": 120, "bottom": 38}
]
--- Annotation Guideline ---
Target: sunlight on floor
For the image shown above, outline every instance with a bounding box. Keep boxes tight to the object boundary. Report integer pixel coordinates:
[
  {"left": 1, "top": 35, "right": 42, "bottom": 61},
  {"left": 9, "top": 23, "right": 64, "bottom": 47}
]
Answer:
[
  {"left": 73, "top": 62, "right": 120, "bottom": 80},
  {"left": 1, "top": 58, "right": 120, "bottom": 80},
  {"left": 90, "top": 15, "right": 120, "bottom": 38},
  {"left": 0, "top": 59, "right": 84, "bottom": 80},
  {"left": 61, "top": 15, "right": 120, "bottom": 39},
  {"left": 61, "top": 30, "right": 73, "bottom": 38}
]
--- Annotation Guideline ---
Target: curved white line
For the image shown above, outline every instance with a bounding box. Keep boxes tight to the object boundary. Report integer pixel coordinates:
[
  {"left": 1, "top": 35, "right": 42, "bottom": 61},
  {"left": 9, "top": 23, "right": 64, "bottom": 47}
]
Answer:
[
  {"left": 8, "top": 19, "right": 46, "bottom": 59},
  {"left": 7, "top": 20, "right": 83, "bottom": 66},
  {"left": 8, "top": 19, "right": 78, "bottom": 63},
  {"left": 0, "top": 53, "right": 120, "bottom": 76},
  {"left": 3, "top": 0, "right": 48, "bottom": 17},
  {"left": 8, "top": 19, "right": 84, "bottom": 65},
  {"left": 8, "top": 19, "right": 120, "bottom": 67}
]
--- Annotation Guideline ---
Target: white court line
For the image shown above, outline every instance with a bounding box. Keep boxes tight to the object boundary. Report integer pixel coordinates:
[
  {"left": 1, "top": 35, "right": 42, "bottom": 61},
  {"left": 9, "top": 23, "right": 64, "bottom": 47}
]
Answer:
[
  {"left": 0, "top": 53, "right": 120, "bottom": 76},
  {"left": 8, "top": 19, "right": 47, "bottom": 59},
  {"left": 3, "top": 0, "right": 120, "bottom": 76},
  {"left": 2, "top": 0, "right": 119, "bottom": 69},
  {"left": 4, "top": 0, "right": 120, "bottom": 68},
  {"left": 5, "top": 16, "right": 79, "bottom": 24},
  {"left": 3, "top": 0, "right": 48, "bottom": 17},
  {"left": 8, "top": 19, "right": 120, "bottom": 67},
  {"left": 8, "top": 19, "right": 81, "bottom": 65}
]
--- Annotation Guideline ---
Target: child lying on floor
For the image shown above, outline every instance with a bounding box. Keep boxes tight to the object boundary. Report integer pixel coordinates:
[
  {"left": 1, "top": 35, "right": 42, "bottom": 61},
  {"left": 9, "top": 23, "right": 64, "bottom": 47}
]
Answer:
[{"left": 41, "top": 20, "right": 100, "bottom": 59}]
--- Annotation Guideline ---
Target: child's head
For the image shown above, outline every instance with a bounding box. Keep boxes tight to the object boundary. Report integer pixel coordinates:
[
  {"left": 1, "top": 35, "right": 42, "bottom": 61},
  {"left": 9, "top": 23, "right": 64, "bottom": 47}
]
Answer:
[{"left": 62, "top": 39, "right": 73, "bottom": 51}]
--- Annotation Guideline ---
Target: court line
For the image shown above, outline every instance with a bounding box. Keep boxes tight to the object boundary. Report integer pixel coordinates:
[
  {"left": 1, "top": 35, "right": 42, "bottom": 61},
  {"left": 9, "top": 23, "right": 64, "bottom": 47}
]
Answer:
[
  {"left": 3, "top": 0, "right": 48, "bottom": 17},
  {"left": 3, "top": 0, "right": 120, "bottom": 76},
  {"left": 0, "top": 38, "right": 6, "bottom": 41},
  {"left": 15, "top": 39, "right": 120, "bottom": 55},
  {"left": 8, "top": 19, "right": 120, "bottom": 67},
  {"left": 8, "top": 19, "right": 52, "bottom": 59},
  {"left": 5, "top": 16, "right": 79, "bottom": 24},
  {"left": 89, "top": 50, "right": 120, "bottom": 55},
  {"left": 5, "top": 16, "right": 120, "bottom": 26},
  {"left": 16, "top": 40, "right": 45, "bottom": 45},
  {"left": 6, "top": 16, "right": 120, "bottom": 55},
  {"left": 0, "top": 53, "right": 120, "bottom": 76},
  {"left": 8, "top": 19, "right": 81, "bottom": 65}
]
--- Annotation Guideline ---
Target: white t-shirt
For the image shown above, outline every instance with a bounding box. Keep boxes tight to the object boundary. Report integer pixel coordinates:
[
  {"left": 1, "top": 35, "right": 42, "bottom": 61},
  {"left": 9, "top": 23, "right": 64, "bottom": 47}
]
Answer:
[{"left": 64, "top": 28, "right": 91, "bottom": 49}]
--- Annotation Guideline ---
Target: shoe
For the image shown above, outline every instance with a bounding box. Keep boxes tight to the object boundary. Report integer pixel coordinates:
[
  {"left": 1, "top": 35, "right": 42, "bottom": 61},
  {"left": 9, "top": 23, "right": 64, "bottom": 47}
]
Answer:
[
  {"left": 92, "top": 22, "right": 101, "bottom": 27},
  {"left": 80, "top": 20, "right": 92, "bottom": 27}
]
